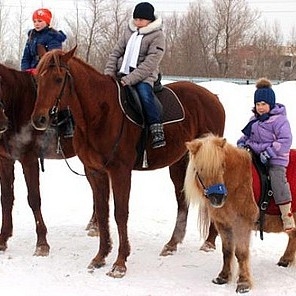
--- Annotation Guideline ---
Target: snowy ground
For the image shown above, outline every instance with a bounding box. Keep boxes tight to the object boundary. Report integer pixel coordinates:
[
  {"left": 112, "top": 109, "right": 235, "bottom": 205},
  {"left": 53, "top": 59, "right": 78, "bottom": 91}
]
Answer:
[{"left": 1, "top": 81, "right": 296, "bottom": 295}]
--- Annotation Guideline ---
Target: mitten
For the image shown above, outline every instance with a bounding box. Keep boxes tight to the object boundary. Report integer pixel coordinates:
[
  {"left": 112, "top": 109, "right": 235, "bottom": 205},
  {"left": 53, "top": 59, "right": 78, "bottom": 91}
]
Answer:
[
  {"left": 260, "top": 151, "right": 270, "bottom": 164},
  {"left": 237, "top": 142, "right": 245, "bottom": 148}
]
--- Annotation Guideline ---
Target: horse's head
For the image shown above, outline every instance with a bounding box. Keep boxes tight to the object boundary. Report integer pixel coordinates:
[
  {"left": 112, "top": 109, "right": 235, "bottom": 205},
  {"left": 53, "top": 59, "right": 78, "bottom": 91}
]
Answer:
[
  {"left": 185, "top": 134, "right": 228, "bottom": 208},
  {"left": 0, "top": 76, "right": 9, "bottom": 133},
  {"left": 31, "top": 46, "right": 77, "bottom": 131}
]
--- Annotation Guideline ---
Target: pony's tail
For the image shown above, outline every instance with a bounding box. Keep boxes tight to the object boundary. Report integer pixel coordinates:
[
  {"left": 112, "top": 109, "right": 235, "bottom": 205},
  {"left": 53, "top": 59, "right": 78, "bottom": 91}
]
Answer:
[{"left": 184, "top": 157, "right": 211, "bottom": 240}]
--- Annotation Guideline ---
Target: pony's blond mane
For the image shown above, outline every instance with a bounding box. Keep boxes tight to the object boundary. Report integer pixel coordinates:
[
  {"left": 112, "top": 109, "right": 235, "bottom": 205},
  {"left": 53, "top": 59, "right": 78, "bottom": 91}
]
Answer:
[{"left": 184, "top": 134, "right": 249, "bottom": 240}]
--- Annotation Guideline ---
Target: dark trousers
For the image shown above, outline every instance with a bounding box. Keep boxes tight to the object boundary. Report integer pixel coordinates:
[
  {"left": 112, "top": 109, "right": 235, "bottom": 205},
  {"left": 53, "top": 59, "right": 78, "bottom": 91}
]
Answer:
[{"left": 135, "top": 82, "right": 161, "bottom": 125}]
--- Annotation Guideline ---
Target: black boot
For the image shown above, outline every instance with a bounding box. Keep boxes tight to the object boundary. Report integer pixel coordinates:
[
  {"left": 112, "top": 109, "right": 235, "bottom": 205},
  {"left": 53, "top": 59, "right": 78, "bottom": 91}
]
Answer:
[
  {"left": 149, "top": 123, "right": 166, "bottom": 149},
  {"left": 57, "top": 108, "right": 75, "bottom": 138}
]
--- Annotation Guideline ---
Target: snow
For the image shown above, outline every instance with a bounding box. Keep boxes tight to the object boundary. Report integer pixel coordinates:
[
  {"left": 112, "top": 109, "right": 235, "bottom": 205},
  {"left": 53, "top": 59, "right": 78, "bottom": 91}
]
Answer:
[{"left": 1, "top": 80, "right": 296, "bottom": 295}]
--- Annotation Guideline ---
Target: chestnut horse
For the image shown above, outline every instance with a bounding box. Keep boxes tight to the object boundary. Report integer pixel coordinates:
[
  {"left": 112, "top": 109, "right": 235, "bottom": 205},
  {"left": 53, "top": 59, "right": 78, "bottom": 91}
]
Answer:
[
  {"left": 0, "top": 63, "right": 86, "bottom": 256},
  {"left": 31, "top": 47, "right": 225, "bottom": 278},
  {"left": 184, "top": 134, "right": 296, "bottom": 293}
]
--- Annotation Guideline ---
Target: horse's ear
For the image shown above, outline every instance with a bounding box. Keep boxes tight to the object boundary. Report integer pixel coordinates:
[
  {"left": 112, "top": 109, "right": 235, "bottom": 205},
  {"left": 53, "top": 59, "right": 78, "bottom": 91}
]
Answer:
[
  {"left": 213, "top": 136, "right": 227, "bottom": 148},
  {"left": 37, "top": 44, "right": 47, "bottom": 58},
  {"left": 185, "top": 139, "right": 201, "bottom": 155},
  {"left": 61, "top": 46, "right": 77, "bottom": 63}
]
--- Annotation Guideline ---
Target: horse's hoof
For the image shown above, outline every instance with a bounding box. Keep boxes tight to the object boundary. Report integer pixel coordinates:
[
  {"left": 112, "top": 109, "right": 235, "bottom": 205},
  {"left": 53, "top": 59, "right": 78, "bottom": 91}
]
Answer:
[
  {"left": 106, "top": 265, "right": 126, "bottom": 278},
  {"left": 212, "top": 276, "right": 228, "bottom": 285},
  {"left": 34, "top": 245, "right": 50, "bottom": 256},
  {"left": 87, "top": 258, "right": 106, "bottom": 270},
  {"left": 159, "top": 244, "right": 177, "bottom": 256},
  {"left": 200, "top": 241, "right": 216, "bottom": 252},
  {"left": 87, "top": 228, "right": 99, "bottom": 237},
  {"left": 236, "top": 282, "right": 251, "bottom": 293},
  {"left": 0, "top": 242, "right": 7, "bottom": 252}
]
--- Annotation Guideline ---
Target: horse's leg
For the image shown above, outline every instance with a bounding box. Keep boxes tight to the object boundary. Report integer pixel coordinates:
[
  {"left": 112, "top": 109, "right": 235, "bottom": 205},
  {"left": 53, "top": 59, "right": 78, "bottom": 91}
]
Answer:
[
  {"left": 234, "top": 226, "right": 253, "bottom": 293},
  {"left": 105, "top": 168, "right": 132, "bottom": 278},
  {"left": 200, "top": 222, "right": 218, "bottom": 252},
  {"left": 0, "top": 158, "right": 15, "bottom": 251},
  {"left": 278, "top": 230, "right": 296, "bottom": 267},
  {"left": 87, "top": 169, "right": 112, "bottom": 270},
  {"left": 21, "top": 156, "right": 49, "bottom": 256},
  {"left": 85, "top": 202, "right": 99, "bottom": 237},
  {"left": 160, "top": 158, "right": 188, "bottom": 256},
  {"left": 212, "top": 222, "right": 234, "bottom": 285}
]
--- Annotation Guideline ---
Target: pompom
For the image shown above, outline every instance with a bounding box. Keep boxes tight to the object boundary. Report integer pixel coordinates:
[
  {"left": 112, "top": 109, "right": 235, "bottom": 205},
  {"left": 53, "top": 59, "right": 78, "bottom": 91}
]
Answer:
[{"left": 256, "top": 78, "right": 272, "bottom": 89}]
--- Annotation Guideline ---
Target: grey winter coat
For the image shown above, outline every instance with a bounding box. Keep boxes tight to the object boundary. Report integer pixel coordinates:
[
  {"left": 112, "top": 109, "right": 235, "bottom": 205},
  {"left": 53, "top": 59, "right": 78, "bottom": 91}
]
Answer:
[{"left": 104, "top": 17, "right": 165, "bottom": 87}]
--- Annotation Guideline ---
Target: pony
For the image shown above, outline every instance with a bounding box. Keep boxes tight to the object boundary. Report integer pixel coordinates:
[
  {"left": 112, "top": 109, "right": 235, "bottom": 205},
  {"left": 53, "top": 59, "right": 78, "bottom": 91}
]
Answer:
[
  {"left": 0, "top": 63, "right": 94, "bottom": 256},
  {"left": 184, "top": 134, "right": 259, "bottom": 293},
  {"left": 30, "top": 47, "right": 226, "bottom": 278},
  {"left": 201, "top": 149, "right": 296, "bottom": 265}
]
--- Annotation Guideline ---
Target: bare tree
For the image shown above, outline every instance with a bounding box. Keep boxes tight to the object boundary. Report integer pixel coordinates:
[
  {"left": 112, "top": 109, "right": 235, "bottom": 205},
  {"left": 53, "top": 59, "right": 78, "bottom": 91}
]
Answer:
[
  {"left": 211, "top": 0, "right": 259, "bottom": 77},
  {"left": 0, "top": 1, "right": 11, "bottom": 62}
]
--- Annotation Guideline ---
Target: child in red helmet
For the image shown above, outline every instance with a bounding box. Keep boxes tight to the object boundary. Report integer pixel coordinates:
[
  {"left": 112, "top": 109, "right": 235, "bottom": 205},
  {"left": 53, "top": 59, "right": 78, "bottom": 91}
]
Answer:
[{"left": 21, "top": 8, "right": 67, "bottom": 72}]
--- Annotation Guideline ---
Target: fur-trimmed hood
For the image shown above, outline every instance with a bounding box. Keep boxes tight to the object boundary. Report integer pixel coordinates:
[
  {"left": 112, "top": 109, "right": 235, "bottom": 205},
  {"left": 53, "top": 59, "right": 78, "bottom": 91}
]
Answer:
[{"left": 128, "top": 16, "right": 163, "bottom": 35}]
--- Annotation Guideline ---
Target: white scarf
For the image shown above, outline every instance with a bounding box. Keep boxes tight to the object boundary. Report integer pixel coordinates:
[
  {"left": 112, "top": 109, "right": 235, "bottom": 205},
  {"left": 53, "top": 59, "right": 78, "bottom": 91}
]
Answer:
[{"left": 120, "top": 31, "right": 143, "bottom": 74}]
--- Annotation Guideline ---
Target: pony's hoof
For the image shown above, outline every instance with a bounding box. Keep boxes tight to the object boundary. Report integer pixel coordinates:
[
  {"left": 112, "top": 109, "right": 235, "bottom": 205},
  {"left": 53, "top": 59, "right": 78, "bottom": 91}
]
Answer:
[
  {"left": 200, "top": 241, "right": 216, "bottom": 252},
  {"left": 277, "top": 259, "right": 290, "bottom": 267},
  {"left": 236, "top": 282, "right": 251, "bottom": 293},
  {"left": 159, "top": 244, "right": 177, "bottom": 256},
  {"left": 212, "top": 276, "right": 228, "bottom": 285},
  {"left": 34, "top": 245, "right": 50, "bottom": 256},
  {"left": 106, "top": 265, "right": 126, "bottom": 278}
]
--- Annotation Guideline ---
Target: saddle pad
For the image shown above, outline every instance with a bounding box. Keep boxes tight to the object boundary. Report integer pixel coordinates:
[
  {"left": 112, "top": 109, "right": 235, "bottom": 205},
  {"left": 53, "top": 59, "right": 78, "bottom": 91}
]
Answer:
[
  {"left": 118, "top": 84, "right": 185, "bottom": 127},
  {"left": 253, "top": 149, "right": 296, "bottom": 215}
]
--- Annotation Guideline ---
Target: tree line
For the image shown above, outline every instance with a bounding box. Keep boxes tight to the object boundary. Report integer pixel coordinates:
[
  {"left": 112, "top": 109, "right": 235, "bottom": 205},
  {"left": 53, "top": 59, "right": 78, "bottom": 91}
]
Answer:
[{"left": 2, "top": 0, "right": 296, "bottom": 80}]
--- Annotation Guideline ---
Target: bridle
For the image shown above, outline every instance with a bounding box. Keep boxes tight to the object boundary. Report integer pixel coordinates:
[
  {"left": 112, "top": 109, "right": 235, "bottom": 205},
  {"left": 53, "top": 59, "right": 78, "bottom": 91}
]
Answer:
[
  {"left": 195, "top": 170, "right": 228, "bottom": 200},
  {"left": 47, "top": 65, "right": 72, "bottom": 121},
  {"left": 39, "top": 63, "right": 126, "bottom": 168}
]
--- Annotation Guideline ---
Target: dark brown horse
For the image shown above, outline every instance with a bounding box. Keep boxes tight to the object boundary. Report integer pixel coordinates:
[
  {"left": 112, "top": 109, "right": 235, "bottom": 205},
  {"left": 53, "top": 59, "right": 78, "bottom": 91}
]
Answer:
[
  {"left": 31, "top": 47, "right": 225, "bottom": 278},
  {"left": 0, "top": 63, "right": 83, "bottom": 256}
]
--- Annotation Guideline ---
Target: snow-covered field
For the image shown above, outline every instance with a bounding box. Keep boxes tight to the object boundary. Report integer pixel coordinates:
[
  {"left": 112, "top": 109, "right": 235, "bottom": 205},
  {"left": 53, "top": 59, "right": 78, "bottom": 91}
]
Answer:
[{"left": 1, "top": 80, "right": 296, "bottom": 295}]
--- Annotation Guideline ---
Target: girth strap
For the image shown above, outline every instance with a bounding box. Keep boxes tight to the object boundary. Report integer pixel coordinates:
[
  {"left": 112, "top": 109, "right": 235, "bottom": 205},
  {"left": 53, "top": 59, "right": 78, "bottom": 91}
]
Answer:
[{"left": 250, "top": 149, "right": 274, "bottom": 240}]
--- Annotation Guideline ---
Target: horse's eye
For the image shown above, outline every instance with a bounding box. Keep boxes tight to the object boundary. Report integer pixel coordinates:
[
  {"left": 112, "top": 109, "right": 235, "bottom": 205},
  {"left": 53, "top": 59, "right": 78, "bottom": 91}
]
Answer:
[{"left": 56, "top": 77, "right": 63, "bottom": 84}]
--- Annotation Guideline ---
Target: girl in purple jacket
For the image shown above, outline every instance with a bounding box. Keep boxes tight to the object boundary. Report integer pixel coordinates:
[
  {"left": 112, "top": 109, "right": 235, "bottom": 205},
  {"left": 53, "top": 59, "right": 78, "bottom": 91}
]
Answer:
[{"left": 237, "top": 78, "right": 294, "bottom": 231}]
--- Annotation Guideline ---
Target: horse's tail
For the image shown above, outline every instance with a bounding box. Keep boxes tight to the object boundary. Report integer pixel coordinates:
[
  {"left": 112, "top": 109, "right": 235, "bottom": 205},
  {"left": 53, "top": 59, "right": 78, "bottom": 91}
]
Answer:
[{"left": 184, "top": 156, "right": 211, "bottom": 240}]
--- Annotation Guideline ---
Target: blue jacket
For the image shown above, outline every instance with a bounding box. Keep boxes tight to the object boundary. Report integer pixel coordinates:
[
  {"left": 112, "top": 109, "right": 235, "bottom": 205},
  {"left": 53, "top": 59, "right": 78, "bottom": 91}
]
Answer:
[
  {"left": 21, "top": 26, "right": 67, "bottom": 71},
  {"left": 237, "top": 103, "right": 292, "bottom": 167}
]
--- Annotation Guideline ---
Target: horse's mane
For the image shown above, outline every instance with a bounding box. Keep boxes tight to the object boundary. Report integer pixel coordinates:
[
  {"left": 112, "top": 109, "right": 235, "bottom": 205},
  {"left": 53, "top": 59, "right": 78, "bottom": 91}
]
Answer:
[
  {"left": 0, "top": 63, "right": 34, "bottom": 101},
  {"left": 189, "top": 134, "right": 250, "bottom": 178},
  {"left": 184, "top": 134, "right": 252, "bottom": 239},
  {"left": 37, "top": 49, "right": 102, "bottom": 77}
]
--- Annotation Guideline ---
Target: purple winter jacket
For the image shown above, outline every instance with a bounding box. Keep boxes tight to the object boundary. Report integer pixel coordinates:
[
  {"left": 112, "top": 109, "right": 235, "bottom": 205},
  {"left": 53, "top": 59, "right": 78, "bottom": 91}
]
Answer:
[{"left": 237, "top": 103, "right": 292, "bottom": 167}]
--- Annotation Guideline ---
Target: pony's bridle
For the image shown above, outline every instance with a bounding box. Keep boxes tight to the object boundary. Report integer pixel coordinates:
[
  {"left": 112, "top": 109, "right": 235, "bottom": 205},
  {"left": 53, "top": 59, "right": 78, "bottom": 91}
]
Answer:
[{"left": 196, "top": 171, "right": 228, "bottom": 200}]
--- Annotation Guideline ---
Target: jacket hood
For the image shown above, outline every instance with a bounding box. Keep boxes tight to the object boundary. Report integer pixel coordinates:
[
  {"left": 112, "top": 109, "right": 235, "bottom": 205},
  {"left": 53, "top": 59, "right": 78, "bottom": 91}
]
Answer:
[
  {"left": 270, "top": 103, "right": 287, "bottom": 116},
  {"left": 128, "top": 16, "right": 163, "bottom": 35}
]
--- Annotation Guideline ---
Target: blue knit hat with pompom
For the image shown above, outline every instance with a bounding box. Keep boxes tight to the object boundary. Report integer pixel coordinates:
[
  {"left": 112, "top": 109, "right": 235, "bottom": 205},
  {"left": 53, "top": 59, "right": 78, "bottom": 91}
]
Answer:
[{"left": 254, "top": 78, "right": 275, "bottom": 109}]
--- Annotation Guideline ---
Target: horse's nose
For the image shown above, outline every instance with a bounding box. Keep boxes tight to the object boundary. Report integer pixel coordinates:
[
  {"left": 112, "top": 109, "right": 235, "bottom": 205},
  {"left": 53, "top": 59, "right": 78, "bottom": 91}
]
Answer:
[
  {"left": 31, "top": 115, "right": 49, "bottom": 131},
  {"left": 208, "top": 193, "right": 227, "bottom": 208}
]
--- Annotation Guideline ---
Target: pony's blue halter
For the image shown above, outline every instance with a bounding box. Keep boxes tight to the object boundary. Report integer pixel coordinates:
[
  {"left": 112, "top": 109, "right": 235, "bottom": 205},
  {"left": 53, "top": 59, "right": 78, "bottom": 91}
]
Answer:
[
  {"left": 196, "top": 173, "right": 228, "bottom": 198},
  {"left": 204, "top": 183, "right": 228, "bottom": 197}
]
